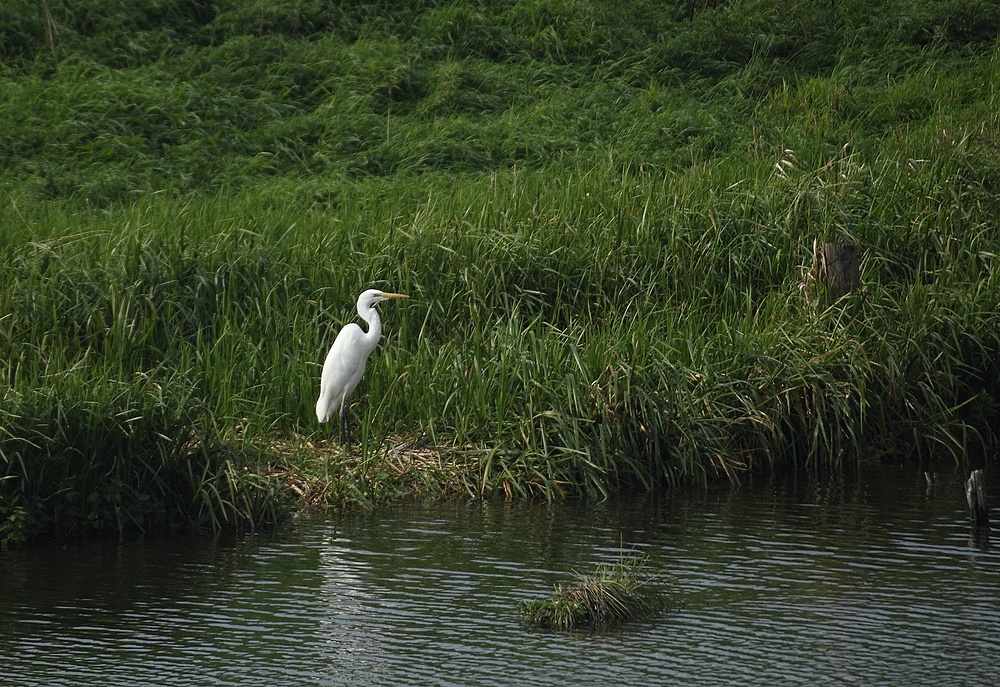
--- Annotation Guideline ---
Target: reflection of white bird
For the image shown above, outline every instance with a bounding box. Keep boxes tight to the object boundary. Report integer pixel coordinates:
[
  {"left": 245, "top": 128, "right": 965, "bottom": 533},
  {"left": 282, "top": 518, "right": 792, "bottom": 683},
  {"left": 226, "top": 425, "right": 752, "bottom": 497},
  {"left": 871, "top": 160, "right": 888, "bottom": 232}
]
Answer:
[{"left": 316, "top": 289, "right": 407, "bottom": 444}]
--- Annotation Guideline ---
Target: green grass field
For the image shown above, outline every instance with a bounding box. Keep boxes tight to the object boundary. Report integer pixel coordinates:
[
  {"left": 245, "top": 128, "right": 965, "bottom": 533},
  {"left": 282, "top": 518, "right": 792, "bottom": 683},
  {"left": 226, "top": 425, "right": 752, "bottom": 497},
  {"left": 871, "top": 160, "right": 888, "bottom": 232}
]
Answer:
[{"left": 2, "top": 0, "right": 999, "bottom": 543}]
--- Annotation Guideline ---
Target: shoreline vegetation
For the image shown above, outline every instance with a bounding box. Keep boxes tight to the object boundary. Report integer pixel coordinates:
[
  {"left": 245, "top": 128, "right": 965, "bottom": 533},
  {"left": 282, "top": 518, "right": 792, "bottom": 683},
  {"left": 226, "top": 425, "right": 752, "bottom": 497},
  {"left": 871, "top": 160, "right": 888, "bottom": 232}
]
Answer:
[{"left": 2, "top": 0, "right": 999, "bottom": 544}]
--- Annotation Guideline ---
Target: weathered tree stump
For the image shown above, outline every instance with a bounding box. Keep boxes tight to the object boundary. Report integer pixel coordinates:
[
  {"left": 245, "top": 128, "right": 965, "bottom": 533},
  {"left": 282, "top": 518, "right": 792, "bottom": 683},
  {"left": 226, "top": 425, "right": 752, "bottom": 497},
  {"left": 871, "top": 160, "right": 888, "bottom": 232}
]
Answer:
[
  {"left": 966, "top": 469, "right": 989, "bottom": 528},
  {"left": 821, "top": 243, "right": 860, "bottom": 301}
]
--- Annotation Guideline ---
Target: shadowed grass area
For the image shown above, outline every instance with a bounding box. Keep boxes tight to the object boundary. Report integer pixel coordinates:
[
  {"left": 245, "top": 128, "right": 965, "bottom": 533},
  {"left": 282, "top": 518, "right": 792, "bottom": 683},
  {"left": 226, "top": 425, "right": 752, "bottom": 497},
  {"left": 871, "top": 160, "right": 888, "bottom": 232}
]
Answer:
[
  {"left": 2, "top": 0, "right": 1000, "bottom": 543},
  {"left": 519, "top": 552, "right": 677, "bottom": 631}
]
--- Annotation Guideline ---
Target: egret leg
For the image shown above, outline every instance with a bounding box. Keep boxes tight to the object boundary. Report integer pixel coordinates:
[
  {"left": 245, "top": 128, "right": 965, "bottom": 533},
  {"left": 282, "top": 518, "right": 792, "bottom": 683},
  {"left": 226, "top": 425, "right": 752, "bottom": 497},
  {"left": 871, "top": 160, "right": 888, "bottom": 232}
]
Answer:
[{"left": 339, "top": 404, "right": 352, "bottom": 447}]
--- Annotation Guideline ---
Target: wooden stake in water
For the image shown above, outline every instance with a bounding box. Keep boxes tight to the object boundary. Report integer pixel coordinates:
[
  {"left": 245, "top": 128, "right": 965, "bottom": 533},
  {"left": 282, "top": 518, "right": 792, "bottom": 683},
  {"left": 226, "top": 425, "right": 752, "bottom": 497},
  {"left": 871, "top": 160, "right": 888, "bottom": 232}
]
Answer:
[{"left": 966, "top": 469, "right": 989, "bottom": 528}]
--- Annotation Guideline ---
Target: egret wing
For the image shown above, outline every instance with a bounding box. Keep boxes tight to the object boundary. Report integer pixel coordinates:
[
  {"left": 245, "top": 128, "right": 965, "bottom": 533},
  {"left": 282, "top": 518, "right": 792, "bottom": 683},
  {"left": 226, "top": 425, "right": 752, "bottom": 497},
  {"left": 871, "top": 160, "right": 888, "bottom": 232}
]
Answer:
[{"left": 317, "top": 323, "right": 368, "bottom": 422}]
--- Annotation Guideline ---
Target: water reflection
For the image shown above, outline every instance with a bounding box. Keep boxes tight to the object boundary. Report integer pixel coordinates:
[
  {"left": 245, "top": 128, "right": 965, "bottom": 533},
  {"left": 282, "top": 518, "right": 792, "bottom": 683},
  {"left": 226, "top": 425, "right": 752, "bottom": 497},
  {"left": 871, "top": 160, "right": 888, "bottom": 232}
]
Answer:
[
  {"left": 1, "top": 467, "right": 997, "bottom": 686},
  {"left": 968, "top": 526, "right": 990, "bottom": 554}
]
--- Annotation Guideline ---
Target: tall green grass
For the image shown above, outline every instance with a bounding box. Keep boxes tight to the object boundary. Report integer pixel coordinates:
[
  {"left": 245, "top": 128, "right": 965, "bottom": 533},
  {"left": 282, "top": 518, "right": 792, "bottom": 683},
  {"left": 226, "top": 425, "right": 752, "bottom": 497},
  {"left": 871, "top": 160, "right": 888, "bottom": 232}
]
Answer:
[
  {"left": 3, "top": 140, "right": 997, "bottom": 532},
  {"left": 2, "top": 0, "right": 999, "bottom": 541}
]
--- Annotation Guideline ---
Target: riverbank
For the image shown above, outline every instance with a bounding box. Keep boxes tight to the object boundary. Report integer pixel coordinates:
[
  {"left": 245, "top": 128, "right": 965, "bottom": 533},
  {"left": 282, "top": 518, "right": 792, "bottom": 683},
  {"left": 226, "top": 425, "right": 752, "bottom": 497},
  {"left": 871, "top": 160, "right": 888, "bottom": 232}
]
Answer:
[
  {"left": 2, "top": 0, "right": 999, "bottom": 543},
  {"left": 3, "top": 155, "right": 997, "bottom": 544}
]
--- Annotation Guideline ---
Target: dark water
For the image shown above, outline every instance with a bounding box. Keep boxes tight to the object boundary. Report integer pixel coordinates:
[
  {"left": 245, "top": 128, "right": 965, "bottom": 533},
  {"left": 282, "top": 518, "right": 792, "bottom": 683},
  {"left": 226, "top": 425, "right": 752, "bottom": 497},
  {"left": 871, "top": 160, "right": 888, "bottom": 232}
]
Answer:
[{"left": 2, "top": 467, "right": 998, "bottom": 686}]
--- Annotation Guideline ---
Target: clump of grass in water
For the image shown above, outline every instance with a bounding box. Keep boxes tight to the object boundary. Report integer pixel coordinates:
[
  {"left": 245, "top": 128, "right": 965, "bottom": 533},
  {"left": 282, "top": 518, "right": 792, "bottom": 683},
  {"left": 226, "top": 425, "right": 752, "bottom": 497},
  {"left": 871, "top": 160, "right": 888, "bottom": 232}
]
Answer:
[{"left": 519, "top": 553, "right": 676, "bottom": 631}]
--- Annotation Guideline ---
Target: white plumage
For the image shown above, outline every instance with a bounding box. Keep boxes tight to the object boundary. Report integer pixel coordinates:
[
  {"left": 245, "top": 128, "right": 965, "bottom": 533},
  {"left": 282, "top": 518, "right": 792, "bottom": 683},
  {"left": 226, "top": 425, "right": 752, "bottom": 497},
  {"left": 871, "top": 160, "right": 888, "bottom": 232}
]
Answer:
[{"left": 316, "top": 289, "right": 407, "bottom": 442}]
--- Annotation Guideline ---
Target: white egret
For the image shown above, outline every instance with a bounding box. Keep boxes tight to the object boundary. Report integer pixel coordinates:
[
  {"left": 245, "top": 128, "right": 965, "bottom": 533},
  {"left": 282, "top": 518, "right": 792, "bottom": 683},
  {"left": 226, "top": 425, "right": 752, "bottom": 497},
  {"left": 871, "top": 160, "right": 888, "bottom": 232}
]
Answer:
[{"left": 316, "top": 288, "right": 407, "bottom": 444}]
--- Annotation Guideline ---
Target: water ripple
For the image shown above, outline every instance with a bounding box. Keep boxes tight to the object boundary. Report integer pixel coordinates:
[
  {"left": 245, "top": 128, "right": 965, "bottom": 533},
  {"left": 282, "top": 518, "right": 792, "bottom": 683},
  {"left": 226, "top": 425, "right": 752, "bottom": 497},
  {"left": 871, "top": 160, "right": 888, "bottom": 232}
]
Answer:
[{"left": 2, "top": 470, "right": 999, "bottom": 686}]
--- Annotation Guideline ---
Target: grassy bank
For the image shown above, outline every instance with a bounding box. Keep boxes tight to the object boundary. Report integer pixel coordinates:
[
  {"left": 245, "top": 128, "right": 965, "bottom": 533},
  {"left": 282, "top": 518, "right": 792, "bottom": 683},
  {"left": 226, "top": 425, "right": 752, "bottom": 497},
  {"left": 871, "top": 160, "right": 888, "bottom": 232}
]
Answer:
[{"left": 2, "top": 0, "right": 999, "bottom": 542}]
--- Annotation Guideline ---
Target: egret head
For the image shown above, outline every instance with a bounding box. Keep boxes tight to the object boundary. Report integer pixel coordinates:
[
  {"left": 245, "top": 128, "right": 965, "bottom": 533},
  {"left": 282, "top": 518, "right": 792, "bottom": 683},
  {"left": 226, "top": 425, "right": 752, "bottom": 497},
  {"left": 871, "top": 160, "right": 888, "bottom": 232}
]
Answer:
[{"left": 358, "top": 289, "right": 408, "bottom": 311}]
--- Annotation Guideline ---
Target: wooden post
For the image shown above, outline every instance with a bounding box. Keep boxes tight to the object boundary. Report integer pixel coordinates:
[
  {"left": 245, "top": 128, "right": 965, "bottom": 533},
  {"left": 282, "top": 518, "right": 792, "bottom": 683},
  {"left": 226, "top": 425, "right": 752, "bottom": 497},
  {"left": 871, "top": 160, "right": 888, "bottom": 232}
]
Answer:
[
  {"left": 966, "top": 469, "right": 989, "bottom": 528},
  {"left": 821, "top": 243, "right": 859, "bottom": 301}
]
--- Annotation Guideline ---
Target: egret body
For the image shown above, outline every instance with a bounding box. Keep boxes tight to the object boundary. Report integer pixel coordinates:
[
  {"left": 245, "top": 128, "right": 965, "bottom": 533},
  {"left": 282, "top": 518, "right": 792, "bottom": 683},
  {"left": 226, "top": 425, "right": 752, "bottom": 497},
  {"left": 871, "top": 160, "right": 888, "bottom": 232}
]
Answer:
[{"left": 316, "top": 289, "right": 407, "bottom": 444}]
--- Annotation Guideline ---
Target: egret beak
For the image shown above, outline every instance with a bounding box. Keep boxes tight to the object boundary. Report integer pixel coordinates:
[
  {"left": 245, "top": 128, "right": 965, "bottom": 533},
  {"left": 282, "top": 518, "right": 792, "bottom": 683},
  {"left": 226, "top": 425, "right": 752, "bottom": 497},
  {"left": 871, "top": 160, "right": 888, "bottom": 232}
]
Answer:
[{"left": 380, "top": 292, "right": 408, "bottom": 299}]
